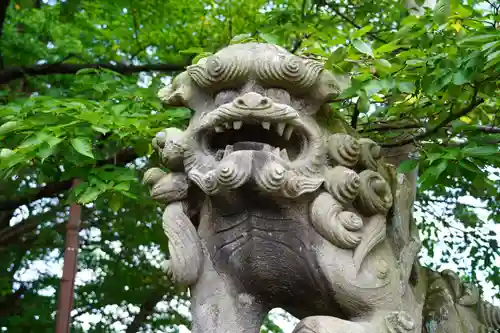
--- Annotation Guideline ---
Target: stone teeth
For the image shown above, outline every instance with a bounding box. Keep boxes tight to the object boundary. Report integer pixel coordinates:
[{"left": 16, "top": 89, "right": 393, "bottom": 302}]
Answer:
[
  {"left": 215, "top": 150, "right": 225, "bottom": 161},
  {"left": 273, "top": 147, "right": 280, "bottom": 156},
  {"left": 233, "top": 121, "right": 242, "bottom": 130},
  {"left": 283, "top": 126, "right": 294, "bottom": 140},
  {"left": 261, "top": 121, "right": 271, "bottom": 130},
  {"left": 223, "top": 145, "right": 233, "bottom": 158},
  {"left": 223, "top": 122, "right": 231, "bottom": 129},
  {"left": 276, "top": 123, "right": 286, "bottom": 136},
  {"left": 215, "top": 126, "right": 224, "bottom": 133},
  {"left": 280, "top": 149, "right": 289, "bottom": 160}
]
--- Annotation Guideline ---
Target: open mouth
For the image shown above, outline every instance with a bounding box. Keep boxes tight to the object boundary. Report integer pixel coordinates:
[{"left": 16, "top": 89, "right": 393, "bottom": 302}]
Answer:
[{"left": 199, "top": 120, "right": 307, "bottom": 161}]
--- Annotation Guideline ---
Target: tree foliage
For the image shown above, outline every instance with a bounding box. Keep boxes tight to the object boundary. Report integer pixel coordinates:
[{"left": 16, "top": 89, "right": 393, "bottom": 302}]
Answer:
[{"left": 0, "top": 0, "right": 499, "bottom": 332}]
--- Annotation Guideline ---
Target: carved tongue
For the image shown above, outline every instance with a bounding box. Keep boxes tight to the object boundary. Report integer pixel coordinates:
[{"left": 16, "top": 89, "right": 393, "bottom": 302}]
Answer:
[
  {"left": 232, "top": 141, "right": 274, "bottom": 151},
  {"left": 215, "top": 142, "right": 286, "bottom": 161}
]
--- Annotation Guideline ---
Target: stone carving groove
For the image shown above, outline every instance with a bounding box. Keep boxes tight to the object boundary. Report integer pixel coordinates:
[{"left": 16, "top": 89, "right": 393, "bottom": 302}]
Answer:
[{"left": 144, "top": 43, "right": 499, "bottom": 333}]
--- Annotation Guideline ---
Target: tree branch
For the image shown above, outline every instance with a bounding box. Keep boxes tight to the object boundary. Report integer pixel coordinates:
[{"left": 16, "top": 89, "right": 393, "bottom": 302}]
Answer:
[
  {"left": 0, "top": 62, "right": 186, "bottom": 85},
  {"left": 382, "top": 89, "right": 485, "bottom": 147},
  {"left": 0, "top": 209, "right": 56, "bottom": 246},
  {"left": 360, "top": 123, "right": 500, "bottom": 134},
  {"left": 0, "top": 284, "right": 27, "bottom": 318},
  {"left": 0, "top": 148, "right": 139, "bottom": 212},
  {"left": 130, "top": 3, "right": 144, "bottom": 58},
  {"left": 328, "top": 4, "right": 387, "bottom": 43},
  {"left": 351, "top": 101, "right": 360, "bottom": 129},
  {"left": 0, "top": 0, "right": 11, "bottom": 69},
  {"left": 359, "top": 123, "right": 423, "bottom": 133},
  {"left": 0, "top": 180, "right": 74, "bottom": 212},
  {"left": 470, "top": 124, "right": 500, "bottom": 134},
  {"left": 125, "top": 290, "right": 165, "bottom": 333}
]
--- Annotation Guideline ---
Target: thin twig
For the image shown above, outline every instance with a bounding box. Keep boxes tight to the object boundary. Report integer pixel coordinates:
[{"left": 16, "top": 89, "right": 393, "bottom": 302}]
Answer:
[
  {"left": 382, "top": 88, "right": 484, "bottom": 147},
  {"left": 351, "top": 101, "right": 360, "bottom": 129},
  {"left": 0, "top": 62, "right": 186, "bottom": 85},
  {"left": 130, "top": 2, "right": 144, "bottom": 58},
  {"left": 328, "top": 4, "right": 387, "bottom": 43}
]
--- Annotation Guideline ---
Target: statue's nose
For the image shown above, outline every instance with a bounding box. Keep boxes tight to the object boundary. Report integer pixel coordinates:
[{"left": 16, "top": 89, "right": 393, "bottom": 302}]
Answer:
[{"left": 233, "top": 92, "right": 272, "bottom": 109}]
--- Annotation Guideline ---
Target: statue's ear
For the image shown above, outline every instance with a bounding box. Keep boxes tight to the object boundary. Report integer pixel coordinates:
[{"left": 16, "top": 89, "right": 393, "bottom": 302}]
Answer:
[
  {"left": 315, "top": 70, "right": 351, "bottom": 103},
  {"left": 158, "top": 72, "right": 193, "bottom": 107}
]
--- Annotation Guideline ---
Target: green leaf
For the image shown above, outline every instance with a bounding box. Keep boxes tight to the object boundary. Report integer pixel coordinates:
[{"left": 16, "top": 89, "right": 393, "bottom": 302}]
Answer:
[
  {"left": 481, "top": 40, "right": 500, "bottom": 53},
  {"left": 0, "top": 148, "right": 14, "bottom": 159},
  {"left": 92, "top": 125, "right": 110, "bottom": 134},
  {"left": 70, "top": 137, "right": 94, "bottom": 158},
  {"left": 352, "top": 25, "right": 373, "bottom": 39},
  {"left": 357, "top": 94, "right": 370, "bottom": 113},
  {"left": 374, "top": 59, "right": 392, "bottom": 68},
  {"left": 433, "top": 159, "right": 449, "bottom": 178},
  {"left": 397, "top": 81, "right": 416, "bottom": 93},
  {"left": 37, "top": 143, "right": 59, "bottom": 162},
  {"left": 109, "top": 193, "right": 123, "bottom": 212},
  {"left": 259, "top": 33, "right": 280, "bottom": 45},
  {"left": 405, "top": 59, "right": 425, "bottom": 66},
  {"left": 485, "top": 50, "right": 500, "bottom": 69},
  {"left": 78, "top": 186, "right": 104, "bottom": 204},
  {"left": 375, "top": 42, "right": 401, "bottom": 55},
  {"left": 192, "top": 52, "right": 213, "bottom": 64},
  {"left": 398, "top": 159, "right": 419, "bottom": 173},
  {"left": 462, "top": 146, "right": 499, "bottom": 157},
  {"left": 179, "top": 47, "right": 205, "bottom": 55},
  {"left": 434, "top": 0, "right": 450, "bottom": 23},
  {"left": 114, "top": 182, "right": 130, "bottom": 191},
  {"left": 363, "top": 80, "right": 384, "bottom": 96},
  {"left": 0, "top": 121, "right": 22, "bottom": 137},
  {"left": 458, "top": 34, "right": 498, "bottom": 46},
  {"left": 352, "top": 39, "right": 373, "bottom": 57},
  {"left": 230, "top": 33, "right": 253, "bottom": 44},
  {"left": 452, "top": 70, "right": 469, "bottom": 85},
  {"left": 459, "top": 160, "right": 482, "bottom": 174},
  {"left": 19, "top": 132, "right": 51, "bottom": 149},
  {"left": 325, "top": 47, "right": 347, "bottom": 70},
  {"left": 426, "top": 72, "right": 453, "bottom": 94}
]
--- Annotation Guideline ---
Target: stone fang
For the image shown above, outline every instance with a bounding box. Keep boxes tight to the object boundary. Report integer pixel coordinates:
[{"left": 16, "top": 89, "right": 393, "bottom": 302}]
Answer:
[
  {"left": 233, "top": 121, "right": 242, "bottom": 129},
  {"left": 283, "top": 126, "right": 293, "bottom": 140},
  {"left": 276, "top": 123, "right": 286, "bottom": 136}
]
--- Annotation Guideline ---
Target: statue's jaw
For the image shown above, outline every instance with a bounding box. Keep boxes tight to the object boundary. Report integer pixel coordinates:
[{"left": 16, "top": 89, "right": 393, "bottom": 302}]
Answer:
[
  {"left": 194, "top": 103, "right": 311, "bottom": 163},
  {"left": 183, "top": 103, "right": 326, "bottom": 198},
  {"left": 199, "top": 121, "right": 305, "bottom": 162}
]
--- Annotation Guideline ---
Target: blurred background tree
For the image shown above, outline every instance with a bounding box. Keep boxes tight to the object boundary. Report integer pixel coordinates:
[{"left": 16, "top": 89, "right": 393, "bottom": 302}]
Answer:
[{"left": 0, "top": 0, "right": 498, "bottom": 332}]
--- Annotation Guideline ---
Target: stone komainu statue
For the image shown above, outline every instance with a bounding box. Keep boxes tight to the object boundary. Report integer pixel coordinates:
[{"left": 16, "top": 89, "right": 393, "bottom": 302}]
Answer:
[{"left": 143, "top": 43, "right": 499, "bottom": 333}]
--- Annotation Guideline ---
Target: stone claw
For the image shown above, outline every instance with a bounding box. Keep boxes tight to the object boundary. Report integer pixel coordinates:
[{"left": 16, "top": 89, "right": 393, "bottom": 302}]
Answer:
[
  {"left": 152, "top": 127, "right": 186, "bottom": 171},
  {"left": 143, "top": 167, "right": 167, "bottom": 186}
]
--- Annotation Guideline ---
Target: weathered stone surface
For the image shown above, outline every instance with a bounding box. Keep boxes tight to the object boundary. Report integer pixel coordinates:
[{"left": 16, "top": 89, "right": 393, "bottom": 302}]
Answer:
[{"left": 144, "top": 43, "right": 499, "bottom": 333}]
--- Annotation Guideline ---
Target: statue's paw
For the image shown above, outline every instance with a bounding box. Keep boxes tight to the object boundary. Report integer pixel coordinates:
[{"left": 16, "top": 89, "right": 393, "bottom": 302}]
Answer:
[
  {"left": 143, "top": 169, "right": 189, "bottom": 203},
  {"left": 143, "top": 167, "right": 167, "bottom": 186},
  {"left": 152, "top": 127, "right": 186, "bottom": 171},
  {"left": 292, "top": 316, "right": 365, "bottom": 333}
]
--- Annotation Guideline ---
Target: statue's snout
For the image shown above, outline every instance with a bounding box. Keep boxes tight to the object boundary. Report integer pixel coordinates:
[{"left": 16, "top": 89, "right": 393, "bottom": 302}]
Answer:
[{"left": 233, "top": 92, "right": 272, "bottom": 110}]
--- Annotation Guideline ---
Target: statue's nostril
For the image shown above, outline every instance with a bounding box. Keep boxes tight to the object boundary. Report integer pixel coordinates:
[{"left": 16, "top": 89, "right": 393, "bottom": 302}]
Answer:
[
  {"left": 260, "top": 98, "right": 270, "bottom": 106},
  {"left": 236, "top": 99, "right": 246, "bottom": 106}
]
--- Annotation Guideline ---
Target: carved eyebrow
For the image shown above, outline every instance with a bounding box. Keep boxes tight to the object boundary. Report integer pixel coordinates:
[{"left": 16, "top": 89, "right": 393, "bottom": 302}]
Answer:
[
  {"left": 186, "top": 55, "right": 249, "bottom": 91},
  {"left": 254, "top": 56, "right": 323, "bottom": 95}
]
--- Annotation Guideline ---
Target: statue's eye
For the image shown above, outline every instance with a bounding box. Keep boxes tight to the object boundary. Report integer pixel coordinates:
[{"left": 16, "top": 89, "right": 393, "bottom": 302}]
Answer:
[
  {"left": 265, "top": 88, "right": 291, "bottom": 105},
  {"left": 214, "top": 89, "right": 239, "bottom": 106}
]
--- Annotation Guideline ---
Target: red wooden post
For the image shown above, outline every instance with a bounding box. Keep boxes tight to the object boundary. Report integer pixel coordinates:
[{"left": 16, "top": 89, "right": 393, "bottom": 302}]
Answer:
[{"left": 55, "top": 179, "right": 82, "bottom": 333}]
